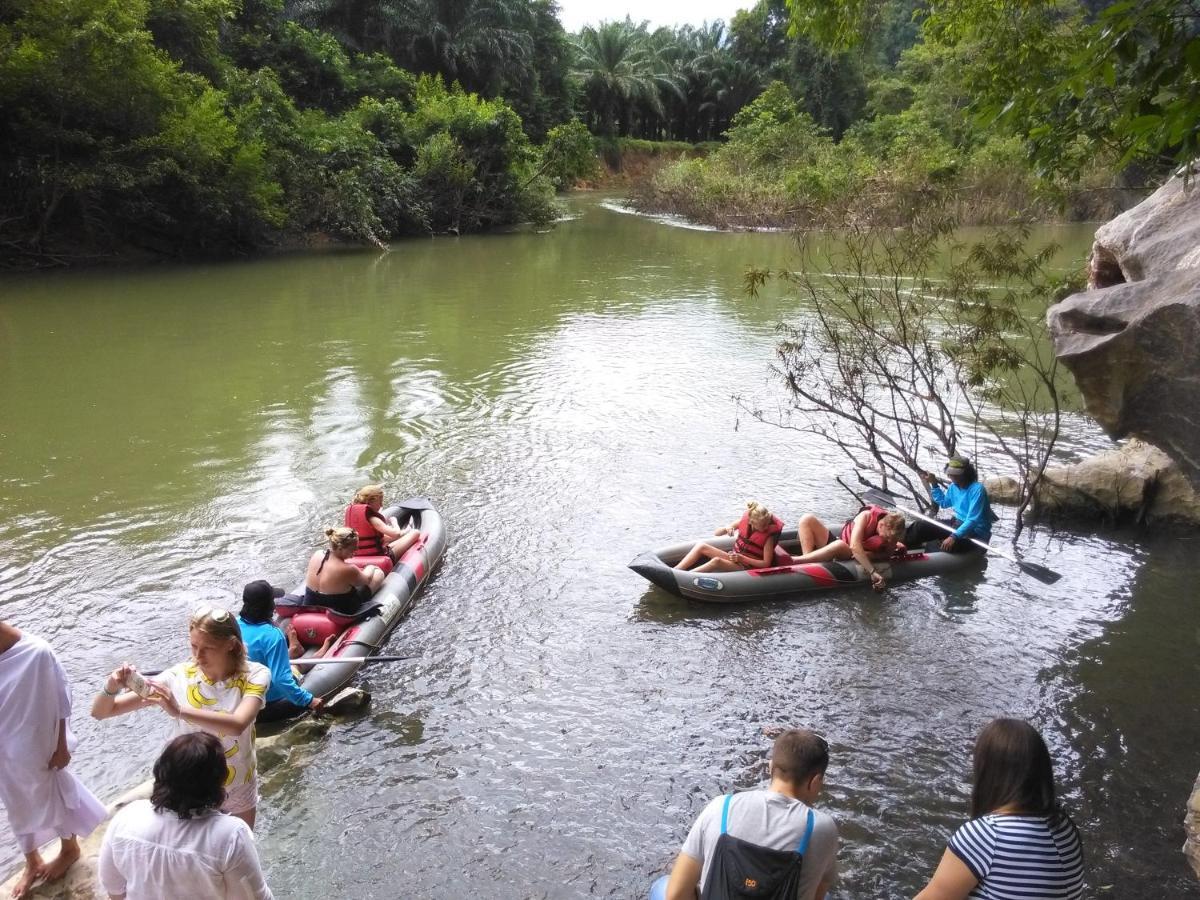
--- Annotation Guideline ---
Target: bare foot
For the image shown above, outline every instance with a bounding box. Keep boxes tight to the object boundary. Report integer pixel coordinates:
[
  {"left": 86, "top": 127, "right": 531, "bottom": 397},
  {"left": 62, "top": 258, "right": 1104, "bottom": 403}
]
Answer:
[
  {"left": 315, "top": 635, "right": 335, "bottom": 658},
  {"left": 12, "top": 853, "right": 45, "bottom": 899},
  {"left": 40, "top": 838, "right": 80, "bottom": 884},
  {"left": 283, "top": 621, "right": 304, "bottom": 659}
]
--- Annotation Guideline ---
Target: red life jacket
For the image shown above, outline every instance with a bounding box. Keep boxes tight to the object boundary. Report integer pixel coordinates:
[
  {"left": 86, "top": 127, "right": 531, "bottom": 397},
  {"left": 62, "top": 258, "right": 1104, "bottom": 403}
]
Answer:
[
  {"left": 841, "top": 505, "right": 891, "bottom": 551},
  {"left": 734, "top": 512, "right": 784, "bottom": 563},
  {"left": 344, "top": 503, "right": 385, "bottom": 556}
]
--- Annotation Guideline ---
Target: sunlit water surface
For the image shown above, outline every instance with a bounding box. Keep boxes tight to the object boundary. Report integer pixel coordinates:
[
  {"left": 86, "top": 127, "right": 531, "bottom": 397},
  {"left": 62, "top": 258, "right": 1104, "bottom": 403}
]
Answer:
[{"left": 0, "top": 196, "right": 1197, "bottom": 897}]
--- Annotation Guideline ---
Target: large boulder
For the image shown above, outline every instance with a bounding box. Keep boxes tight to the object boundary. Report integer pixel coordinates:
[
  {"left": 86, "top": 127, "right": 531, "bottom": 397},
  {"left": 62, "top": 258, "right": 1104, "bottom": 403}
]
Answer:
[
  {"left": 984, "top": 439, "right": 1200, "bottom": 525},
  {"left": 1048, "top": 168, "right": 1200, "bottom": 487}
]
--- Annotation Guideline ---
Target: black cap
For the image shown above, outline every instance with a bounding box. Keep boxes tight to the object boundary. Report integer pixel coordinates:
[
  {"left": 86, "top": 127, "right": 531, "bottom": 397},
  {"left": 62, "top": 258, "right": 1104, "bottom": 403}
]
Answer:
[{"left": 240, "top": 580, "right": 284, "bottom": 622}]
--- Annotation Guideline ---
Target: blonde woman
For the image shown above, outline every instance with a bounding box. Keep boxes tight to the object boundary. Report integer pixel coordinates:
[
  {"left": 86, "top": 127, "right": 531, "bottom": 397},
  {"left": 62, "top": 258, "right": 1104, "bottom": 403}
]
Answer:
[
  {"left": 91, "top": 609, "right": 271, "bottom": 829},
  {"left": 344, "top": 485, "right": 419, "bottom": 562},
  {"left": 304, "top": 527, "right": 385, "bottom": 615},
  {"left": 674, "top": 501, "right": 784, "bottom": 573},
  {"left": 792, "top": 506, "right": 906, "bottom": 591}
]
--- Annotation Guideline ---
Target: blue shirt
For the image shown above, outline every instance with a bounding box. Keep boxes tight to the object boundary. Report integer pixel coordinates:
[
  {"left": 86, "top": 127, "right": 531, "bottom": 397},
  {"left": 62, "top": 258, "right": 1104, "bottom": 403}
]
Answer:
[
  {"left": 237, "top": 617, "right": 313, "bottom": 708},
  {"left": 930, "top": 481, "right": 993, "bottom": 541}
]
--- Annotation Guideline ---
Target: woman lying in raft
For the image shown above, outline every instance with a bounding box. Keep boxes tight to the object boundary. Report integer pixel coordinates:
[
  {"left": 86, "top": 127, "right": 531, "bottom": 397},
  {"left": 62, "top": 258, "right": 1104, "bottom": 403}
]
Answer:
[
  {"left": 674, "top": 501, "right": 784, "bottom": 573},
  {"left": 793, "top": 506, "right": 906, "bottom": 592}
]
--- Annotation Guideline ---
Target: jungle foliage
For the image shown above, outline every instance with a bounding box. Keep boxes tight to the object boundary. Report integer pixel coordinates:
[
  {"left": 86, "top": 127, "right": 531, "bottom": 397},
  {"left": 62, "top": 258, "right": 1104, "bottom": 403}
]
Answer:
[{"left": 0, "top": 0, "right": 570, "bottom": 264}]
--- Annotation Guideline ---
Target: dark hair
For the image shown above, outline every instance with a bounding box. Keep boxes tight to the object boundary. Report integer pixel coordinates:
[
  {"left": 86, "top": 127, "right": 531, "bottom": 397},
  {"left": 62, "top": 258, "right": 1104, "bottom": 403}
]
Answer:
[
  {"left": 970, "top": 718, "right": 1057, "bottom": 819},
  {"left": 150, "top": 732, "right": 227, "bottom": 818},
  {"left": 770, "top": 729, "right": 829, "bottom": 786}
]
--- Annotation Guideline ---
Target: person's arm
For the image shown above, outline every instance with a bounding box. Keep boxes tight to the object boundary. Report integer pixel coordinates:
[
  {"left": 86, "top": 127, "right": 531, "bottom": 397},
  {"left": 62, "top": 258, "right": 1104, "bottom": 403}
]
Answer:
[
  {"left": 224, "top": 825, "right": 275, "bottom": 900},
  {"left": 91, "top": 665, "right": 157, "bottom": 720},
  {"left": 913, "top": 848, "right": 979, "bottom": 900},
  {"left": 929, "top": 482, "right": 948, "bottom": 508},
  {"left": 263, "top": 634, "right": 315, "bottom": 709},
  {"left": 98, "top": 828, "right": 127, "bottom": 900},
  {"left": 367, "top": 509, "right": 407, "bottom": 542},
  {"left": 665, "top": 851, "right": 702, "bottom": 900},
  {"left": 153, "top": 689, "right": 264, "bottom": 737},
  {"left": 849, "top": 512, "right": 887, "bottom": 590},
  {"left": 48, "top": 719, "right": 71, "bottom": 770}
]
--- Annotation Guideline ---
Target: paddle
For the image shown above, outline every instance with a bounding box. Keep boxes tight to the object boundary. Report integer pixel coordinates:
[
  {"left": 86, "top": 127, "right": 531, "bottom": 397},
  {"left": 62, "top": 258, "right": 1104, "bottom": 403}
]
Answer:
[
  {"left": 860, "top": 485, "right": 1062, "bottom": 585},
  {"left": 142, "top": 655, "right": 415, "bottom": 676}
]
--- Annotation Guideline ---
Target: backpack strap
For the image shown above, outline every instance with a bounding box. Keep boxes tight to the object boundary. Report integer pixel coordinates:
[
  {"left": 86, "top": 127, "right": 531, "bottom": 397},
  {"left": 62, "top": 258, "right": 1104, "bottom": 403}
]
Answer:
[
  {"left": 795, "top": 809, "right": 815, "bottom": 854},
  {"left": 720, "top": 793, "right": 733, "bottom": 835}
]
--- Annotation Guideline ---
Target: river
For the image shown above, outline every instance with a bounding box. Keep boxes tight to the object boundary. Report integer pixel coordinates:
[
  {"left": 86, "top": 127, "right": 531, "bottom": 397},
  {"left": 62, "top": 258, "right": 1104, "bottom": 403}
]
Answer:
[{"left": 0, "top": 194, "right": 1197, "bottom": 897}]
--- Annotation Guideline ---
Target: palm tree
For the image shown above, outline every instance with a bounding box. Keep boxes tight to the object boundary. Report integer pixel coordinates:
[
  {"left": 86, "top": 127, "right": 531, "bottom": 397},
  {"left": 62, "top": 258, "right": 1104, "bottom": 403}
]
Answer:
[
  {"left": 571, "top": 20, "right": 680, "bottom": 137},
  {"left": 385, "top": 0, "right": 534, "bottom": 95}
]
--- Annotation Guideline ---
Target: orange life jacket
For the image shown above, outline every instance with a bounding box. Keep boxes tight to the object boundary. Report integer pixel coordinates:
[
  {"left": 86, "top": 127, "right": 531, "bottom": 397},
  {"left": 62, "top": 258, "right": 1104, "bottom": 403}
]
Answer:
[
  {"left": 840, "top": 505, "right": 891, "bottom": 552},
  {"left": 734, "top": 512, "right": 784, "bottom": 562},
  {"left": 344, "top": 503, "right": 385, "bottom": 556}
]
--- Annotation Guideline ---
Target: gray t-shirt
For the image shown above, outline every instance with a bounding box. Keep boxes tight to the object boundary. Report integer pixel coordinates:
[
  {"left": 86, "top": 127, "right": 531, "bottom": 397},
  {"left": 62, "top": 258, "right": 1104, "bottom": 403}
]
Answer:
[{"left": 681, "top": 789, "right": 838, "bottom": 899}]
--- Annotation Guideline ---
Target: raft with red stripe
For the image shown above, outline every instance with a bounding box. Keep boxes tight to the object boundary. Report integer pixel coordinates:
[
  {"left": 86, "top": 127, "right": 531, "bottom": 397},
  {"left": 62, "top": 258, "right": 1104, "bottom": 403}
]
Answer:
[
  {"left": 269, "top": 498, "right": 445, "bottom": 712},
  {"left": 628, "top": 527, "right": 982, "bottom": 602}
]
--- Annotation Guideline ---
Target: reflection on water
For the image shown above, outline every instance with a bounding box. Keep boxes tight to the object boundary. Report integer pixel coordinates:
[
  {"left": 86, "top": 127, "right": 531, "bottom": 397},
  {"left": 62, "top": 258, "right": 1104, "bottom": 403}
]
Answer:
[{"left": 0, "top": 197, "right": 1196, "bottom": 896}]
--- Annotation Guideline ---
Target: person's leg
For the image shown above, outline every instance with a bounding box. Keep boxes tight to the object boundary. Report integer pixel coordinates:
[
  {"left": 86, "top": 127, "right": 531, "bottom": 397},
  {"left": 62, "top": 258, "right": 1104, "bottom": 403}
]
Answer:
[
  {"left": 12, "top": 846, "right": 46, "bottom": 898},
  {"left": 694, "top": 556, "right": 741, "bottom": 573},
  {"left": 282, "top": 620, "right": 304, "bottom": 659},
  {"left": 790, "top": 540, "right": 851, "bottom": 564},
  {"left": 40, "top": 836, "right": 80, "bottom": 884},
  {"left": 366, "top": 566, "right": 385, "bottom": 592},
  {"left": 903, "top": 520, "right": 945, "bottom": 548},
  {"left": 388, "top": 531, "right": 419, "bottom": 558},
  {"left": 797, "top": 515, "right": 834, "bottom": 554},
  {"left": 675, "top": 541, "right": 722, "bottom": 571}
]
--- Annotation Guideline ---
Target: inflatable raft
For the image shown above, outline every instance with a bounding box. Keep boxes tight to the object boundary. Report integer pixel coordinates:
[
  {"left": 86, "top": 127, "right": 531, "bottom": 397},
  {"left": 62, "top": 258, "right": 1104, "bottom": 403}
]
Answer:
[
  {"left": 268, "top": 498, "right": 446, "bottom": 718},
  {"left": 629, "top": 528, "right": 982, "bottom": 602}
]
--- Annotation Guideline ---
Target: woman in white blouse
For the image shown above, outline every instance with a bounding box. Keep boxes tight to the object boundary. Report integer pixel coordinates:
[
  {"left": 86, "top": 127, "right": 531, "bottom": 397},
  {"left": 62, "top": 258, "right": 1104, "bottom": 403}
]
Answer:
[{"left": 99, "top": 732, "right": 272, "bottom": 900}]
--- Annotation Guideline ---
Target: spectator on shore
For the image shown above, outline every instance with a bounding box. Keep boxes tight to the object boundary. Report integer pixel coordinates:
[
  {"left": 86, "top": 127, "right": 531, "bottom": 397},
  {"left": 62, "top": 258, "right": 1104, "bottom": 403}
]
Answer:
[
  {"left": 914, "top": 718, "right": 1084, "bottom": 900},
  {"left": 92, "top": 608, "right": 270, "bottom": 829},
  {"left": 0, "top": 620, "right": 107, "bottom": 898},
  {"left": 99, "top": 732, "right": 273, "bottom": 900},
  {"left": 659, "top": 728, "right": 839, "bottom": 900}
]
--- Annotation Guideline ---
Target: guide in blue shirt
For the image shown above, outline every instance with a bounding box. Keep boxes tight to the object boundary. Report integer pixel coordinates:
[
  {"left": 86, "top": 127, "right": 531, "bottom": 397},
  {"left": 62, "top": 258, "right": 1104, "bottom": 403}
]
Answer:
[
  {"left": 237, "top": 580, "right": 323, "bottom": 720},
  {"left": 906, "top": 455, "right": 996, "bottom": 552}
]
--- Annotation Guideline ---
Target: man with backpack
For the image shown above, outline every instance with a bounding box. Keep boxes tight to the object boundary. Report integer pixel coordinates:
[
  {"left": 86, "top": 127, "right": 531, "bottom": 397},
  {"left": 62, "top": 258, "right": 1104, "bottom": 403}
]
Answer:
[{"left": 662, "top": 729, "right": 839, "bottom": 900}]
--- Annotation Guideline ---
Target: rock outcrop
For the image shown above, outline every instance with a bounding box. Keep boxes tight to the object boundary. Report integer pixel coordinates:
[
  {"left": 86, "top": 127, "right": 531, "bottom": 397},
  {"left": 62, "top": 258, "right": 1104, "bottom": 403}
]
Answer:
[
  {"left": 1048, "top": 167, "right": 1200, "bottom": 487},
  {"left": 983, "top": 440, "right": 1200, "bottom": 525}
]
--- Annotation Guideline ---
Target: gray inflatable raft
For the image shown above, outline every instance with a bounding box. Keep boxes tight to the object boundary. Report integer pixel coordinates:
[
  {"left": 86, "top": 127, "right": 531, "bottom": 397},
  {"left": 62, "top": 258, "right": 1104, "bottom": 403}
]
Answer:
[
  {"left": 629, "top": 529, "right": 983, "bottom": 602},
  {"left": 273, "top": 498, "right": 446, "bottom": 711}
]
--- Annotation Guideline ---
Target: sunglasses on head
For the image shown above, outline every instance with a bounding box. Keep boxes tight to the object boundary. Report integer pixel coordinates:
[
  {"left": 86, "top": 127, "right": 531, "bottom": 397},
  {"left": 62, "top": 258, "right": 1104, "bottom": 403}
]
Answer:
[{"left": 190, "top": 605, "right": 232, "bottom": 625}]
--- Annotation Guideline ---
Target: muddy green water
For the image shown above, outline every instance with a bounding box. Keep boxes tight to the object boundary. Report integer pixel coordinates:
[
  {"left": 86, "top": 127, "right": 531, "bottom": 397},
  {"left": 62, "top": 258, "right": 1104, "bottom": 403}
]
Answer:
[{"left": 0, "top": 195, "right": 1197, "bottom": 897}]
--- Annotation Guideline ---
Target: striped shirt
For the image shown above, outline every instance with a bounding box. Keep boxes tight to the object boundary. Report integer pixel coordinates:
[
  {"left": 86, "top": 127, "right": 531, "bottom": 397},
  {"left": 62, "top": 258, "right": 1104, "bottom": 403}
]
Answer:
[{"left": 948, "top": 813, "right": 1084, "bottom": 899}]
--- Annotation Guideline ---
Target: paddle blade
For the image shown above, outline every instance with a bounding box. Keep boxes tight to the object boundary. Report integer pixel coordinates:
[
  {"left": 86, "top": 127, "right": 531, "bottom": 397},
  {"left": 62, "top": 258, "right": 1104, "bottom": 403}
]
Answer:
[
  {"left": 1018, "top": 560, "right": 1062, "bottom": 585},
  {"left": 862, "top": 487, "right": 898, "bottom": 508}
]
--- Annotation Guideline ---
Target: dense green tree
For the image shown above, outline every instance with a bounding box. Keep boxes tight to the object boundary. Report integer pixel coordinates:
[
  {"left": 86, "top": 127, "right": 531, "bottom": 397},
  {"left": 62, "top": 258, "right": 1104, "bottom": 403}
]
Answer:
[
  {"left": 571, "top": 20, "right": 679, "bottom": 137},
  {"left": 789, "top": 0, "right": 1199, "bottom": 173}
]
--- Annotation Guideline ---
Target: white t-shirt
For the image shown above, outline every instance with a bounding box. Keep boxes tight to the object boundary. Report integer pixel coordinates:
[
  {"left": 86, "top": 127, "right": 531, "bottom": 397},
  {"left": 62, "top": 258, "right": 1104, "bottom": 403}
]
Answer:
[
  {"left": 99, "top": 798, "right": 272, "bottom": 899},
  {"left": 681, "top": 789, "right": 839, "bottom": 899},
  {"left": 158, "top": 661, "right": 270, "bottom": 812}
]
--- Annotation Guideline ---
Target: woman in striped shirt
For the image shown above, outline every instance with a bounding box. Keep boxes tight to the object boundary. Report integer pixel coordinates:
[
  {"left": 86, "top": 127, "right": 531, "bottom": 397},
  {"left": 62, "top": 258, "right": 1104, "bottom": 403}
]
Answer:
[{"left": 915, "top": 718, "right": 1084, "bottom": 900}]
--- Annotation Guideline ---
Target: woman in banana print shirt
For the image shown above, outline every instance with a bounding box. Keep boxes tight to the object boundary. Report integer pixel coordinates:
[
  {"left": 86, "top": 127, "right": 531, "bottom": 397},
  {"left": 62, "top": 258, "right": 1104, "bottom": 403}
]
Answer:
[{"left": 92, "top": 608, "right": 271, "bottom": 829}]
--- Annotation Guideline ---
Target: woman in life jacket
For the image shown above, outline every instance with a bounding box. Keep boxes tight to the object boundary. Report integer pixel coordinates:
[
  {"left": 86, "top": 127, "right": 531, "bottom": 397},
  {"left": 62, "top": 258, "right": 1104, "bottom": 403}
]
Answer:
[
  {"left": 344, "top": 484, "right": 419, "bottom": 561},
  {"left": 674, "top": 501, "right": 784, "bottom": 573},
  {"left": 303, "top": 527, "right": 386, "bottom": 615},
  {"left": 791, "top": 506, "right": 906, "bottom": 592}
]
